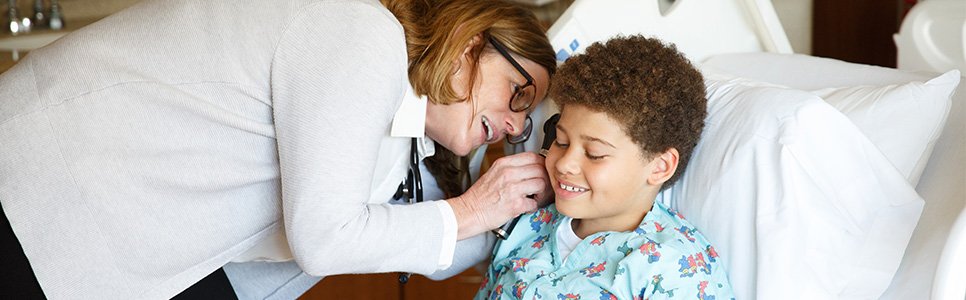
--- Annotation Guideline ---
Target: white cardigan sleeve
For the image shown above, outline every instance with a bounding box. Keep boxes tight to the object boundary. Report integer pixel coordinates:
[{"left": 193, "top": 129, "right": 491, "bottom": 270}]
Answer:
[{"left": 270, "top": 0, "right": 446, "bottom": 276}]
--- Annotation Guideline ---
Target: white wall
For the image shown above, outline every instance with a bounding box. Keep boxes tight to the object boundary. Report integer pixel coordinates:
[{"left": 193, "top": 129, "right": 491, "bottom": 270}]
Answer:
[
  {"left": 771, "top": 0, "right": 812, "bottom": 54},
  {"left": 10, "top": 0, "right": 816, "bottom": 54}
]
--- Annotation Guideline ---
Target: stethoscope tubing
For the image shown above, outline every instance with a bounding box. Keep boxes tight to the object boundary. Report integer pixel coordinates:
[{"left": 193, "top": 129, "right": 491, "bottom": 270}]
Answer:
[{"left": 409, "top": 137, "right": 423, "bottom": 204}]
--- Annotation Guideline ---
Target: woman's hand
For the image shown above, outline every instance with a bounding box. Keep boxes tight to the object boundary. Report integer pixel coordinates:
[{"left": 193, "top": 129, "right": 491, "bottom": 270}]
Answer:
[{"left": 447, "top": 152, "right": 553, "bottom": 240}]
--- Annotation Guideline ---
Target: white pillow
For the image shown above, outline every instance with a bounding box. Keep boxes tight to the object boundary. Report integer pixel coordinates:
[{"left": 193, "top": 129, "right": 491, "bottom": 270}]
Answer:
[
  {"left": 810, "top": 70, "right": 960, "bottom": 185},
  {"left": 701, "top": 52, "right": 933, "bottom": 89},
  {"left": 702, "top": 54, "right": 962, "bottom": 186},
  {"left": 666, "top": 76, "right": 925, "bottom": 299}
]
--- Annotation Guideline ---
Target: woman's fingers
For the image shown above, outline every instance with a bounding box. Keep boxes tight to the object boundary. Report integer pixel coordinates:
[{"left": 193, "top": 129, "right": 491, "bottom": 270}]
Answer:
[
  {"left": 450, "top": 151, "right": 553, "bottom": 239},
  {"left": 487, "top": 153, "right": 547, "bottom": 183},
  {"left": 488, "top": 152, "right": 544, "bottom": 171},
  {"left": 513, "top": 177, "right": 547, "bottom": 212}
]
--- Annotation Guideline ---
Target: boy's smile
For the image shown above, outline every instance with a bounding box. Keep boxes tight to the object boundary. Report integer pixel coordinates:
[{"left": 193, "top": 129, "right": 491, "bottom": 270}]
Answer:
[
  {"left": 557, "top": 180, "right": 589, "bottom": 193},
  {"left": 554, "top": 179, "right": 590, "bottom": 199}
]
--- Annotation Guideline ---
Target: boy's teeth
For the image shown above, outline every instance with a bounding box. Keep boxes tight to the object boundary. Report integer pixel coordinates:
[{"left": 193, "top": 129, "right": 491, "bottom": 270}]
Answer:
[{"left": 559, "top": 183, "right": 587, "bottom": 192}]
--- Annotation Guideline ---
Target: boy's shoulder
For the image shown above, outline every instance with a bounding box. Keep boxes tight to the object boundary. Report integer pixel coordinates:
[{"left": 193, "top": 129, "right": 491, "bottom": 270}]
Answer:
[
  {"left": 612, "top": 203, "right": 734, "bottom": 299},
  {"left": 623, "top": 202, "right": 724, "bottom": 273},
  {"left": 639, "top": 202, "right": 711, "bottom": 245}
]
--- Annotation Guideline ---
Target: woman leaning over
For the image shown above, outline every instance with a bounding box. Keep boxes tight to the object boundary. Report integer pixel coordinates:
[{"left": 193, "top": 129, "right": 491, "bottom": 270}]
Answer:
[{"left": 0, "top": 0, "right": 556, "bottom": 298}]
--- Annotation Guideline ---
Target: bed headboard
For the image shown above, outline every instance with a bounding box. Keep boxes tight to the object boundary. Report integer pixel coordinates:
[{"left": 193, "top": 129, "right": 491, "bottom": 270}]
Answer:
[{"left": 546, "top": 0, "right": 794, "bottom": 64}]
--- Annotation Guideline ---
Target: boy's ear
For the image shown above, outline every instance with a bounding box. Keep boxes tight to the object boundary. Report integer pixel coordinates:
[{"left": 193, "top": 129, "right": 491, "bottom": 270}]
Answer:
[{"left": 647, "top": 148, "right": 679, "bottom": 186}]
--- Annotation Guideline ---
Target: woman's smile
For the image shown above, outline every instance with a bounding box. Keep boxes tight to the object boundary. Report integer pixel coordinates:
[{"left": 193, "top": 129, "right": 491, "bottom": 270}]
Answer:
[{"left": 481, "top": 115, "right": 497, "bottom": 144}]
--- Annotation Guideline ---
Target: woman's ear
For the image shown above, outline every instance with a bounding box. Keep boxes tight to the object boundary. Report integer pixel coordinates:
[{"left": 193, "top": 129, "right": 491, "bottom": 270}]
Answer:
[
  {"left": 646, "top": 148, "right": 679, "bottom": 186},
  {"left": 461, "top": 33, "right": 484, "bottom": 58},
  {"left": 449, "top": 33, "right": 484, "bottom": 96},
  {"left": 453, "top": 33, "right": 484, "bottom": 72}
]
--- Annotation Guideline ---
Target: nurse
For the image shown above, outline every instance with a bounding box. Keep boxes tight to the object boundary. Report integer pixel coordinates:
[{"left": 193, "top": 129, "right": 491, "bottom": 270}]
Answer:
[{"left": 0, "top": 0, "right": 556, "bottom": 298}]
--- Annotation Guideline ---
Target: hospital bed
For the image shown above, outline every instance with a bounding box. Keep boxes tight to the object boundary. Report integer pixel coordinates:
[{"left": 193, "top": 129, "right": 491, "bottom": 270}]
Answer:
[{"left": 510, "top": 0, "right": 966, "bottom": 299}]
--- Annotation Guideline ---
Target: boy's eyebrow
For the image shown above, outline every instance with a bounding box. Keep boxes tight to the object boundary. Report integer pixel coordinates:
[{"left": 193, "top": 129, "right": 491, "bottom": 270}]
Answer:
[
  {"left": 580, "top": 134, "right": 616, "bottom": 149},
  {"left": 555, "top": 124, "right": 617, "bottom": 149}
]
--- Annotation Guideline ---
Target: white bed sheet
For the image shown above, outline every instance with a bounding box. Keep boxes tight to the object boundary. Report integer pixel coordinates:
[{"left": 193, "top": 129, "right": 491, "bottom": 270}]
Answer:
[{"left": 883, "top": 81, "right": 966, "bottom": 300}]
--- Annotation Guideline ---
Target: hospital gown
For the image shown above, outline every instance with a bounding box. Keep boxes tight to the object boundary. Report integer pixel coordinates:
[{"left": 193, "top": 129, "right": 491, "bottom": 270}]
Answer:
[{"left": 475, "top": 202, "right": 735, "bottom": 300}]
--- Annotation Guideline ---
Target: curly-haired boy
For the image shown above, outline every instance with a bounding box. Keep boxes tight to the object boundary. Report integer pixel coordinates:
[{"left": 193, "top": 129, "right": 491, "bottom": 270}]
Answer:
[{"left": 476, "top": 35, "right": 735, "bottom": 299}]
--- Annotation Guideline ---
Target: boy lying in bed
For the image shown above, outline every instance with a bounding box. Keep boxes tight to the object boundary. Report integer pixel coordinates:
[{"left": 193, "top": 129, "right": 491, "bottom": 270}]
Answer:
[{"left": 475, "top": 35, "right": 735, "bottom": 300}]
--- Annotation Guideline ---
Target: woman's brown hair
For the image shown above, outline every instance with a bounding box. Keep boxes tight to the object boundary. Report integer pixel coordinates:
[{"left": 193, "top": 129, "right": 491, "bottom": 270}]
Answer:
[
  {"left": 382, "top": 0, "right": 557, "bottom": 197},
  {"left": 382, "top": 0, "right": 557, "bottom": 105}
]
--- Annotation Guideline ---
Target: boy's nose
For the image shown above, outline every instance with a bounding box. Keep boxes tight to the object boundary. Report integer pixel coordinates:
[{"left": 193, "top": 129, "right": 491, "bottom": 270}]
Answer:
[{"left": 553, "top": 148, "right": 580, "bottom": 176}]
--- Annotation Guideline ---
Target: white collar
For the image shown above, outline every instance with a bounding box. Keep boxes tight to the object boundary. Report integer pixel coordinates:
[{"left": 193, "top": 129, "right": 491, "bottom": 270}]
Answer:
[{"left": 390, "top": 86, "right": 435, "bottom": 158}]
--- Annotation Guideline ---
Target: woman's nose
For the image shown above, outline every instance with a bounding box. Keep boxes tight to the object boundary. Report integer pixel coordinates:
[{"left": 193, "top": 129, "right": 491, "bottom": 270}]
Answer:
[{"left": 505, "top": 112, "right": 526, "bottom": 136}]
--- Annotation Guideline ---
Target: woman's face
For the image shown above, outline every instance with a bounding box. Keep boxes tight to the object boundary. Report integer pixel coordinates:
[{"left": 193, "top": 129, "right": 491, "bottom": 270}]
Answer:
[
  {"left": 425, "top": 40, "right": 551, "bottom": 156},
  {"left": 545, "top": 105, "right": 658, "bottom": 232}
]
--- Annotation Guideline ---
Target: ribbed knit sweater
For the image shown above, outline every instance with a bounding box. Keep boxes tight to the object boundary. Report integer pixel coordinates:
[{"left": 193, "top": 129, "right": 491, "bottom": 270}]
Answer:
[{"left": 0, "top": 0, "right": 453, "bottom": 298}]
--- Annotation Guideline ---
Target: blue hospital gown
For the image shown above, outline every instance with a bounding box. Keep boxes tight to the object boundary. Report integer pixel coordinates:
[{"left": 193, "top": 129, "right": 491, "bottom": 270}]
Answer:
[{"left": 475, "top": 202, "right": 735, "bottom": 300}]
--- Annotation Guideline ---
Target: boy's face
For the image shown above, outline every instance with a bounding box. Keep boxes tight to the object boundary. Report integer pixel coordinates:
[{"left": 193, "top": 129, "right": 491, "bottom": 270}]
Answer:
[{"left": 546, "top": 105, "right": 661, "bottom": 228}]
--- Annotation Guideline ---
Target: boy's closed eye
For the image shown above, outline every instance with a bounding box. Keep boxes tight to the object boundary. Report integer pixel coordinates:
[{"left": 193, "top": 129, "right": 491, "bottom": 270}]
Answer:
[
  {"left": 583, "top": 144, "right": 609, "bottom": 160},
  {"left": 553, "top": 139, "right": 609, "bottom": 160}
]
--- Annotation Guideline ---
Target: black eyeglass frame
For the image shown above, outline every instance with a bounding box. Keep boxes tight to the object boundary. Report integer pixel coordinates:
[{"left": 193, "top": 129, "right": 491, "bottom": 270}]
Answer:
[
  {"left": 487, "top": 36, "right": 536, "bottom": 113},
  {"left": 487, "top": 35, "right": 535, "bottom": 144}
]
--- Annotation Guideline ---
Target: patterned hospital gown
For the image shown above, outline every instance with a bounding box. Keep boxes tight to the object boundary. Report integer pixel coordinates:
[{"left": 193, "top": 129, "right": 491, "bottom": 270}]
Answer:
[{"left": 475, "top": 202, "right": 735, "bottom": 300}]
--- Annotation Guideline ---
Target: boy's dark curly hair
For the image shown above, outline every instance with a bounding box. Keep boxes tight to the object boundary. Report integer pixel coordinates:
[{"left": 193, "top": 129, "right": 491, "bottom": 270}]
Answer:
[{"left": 549, "top": 35, "right": 706, "bottom": 188}]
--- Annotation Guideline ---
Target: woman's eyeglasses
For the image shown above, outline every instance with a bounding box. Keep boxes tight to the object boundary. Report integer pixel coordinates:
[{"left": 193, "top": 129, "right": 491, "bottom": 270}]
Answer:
[{"left": 488, "top": 36, "right": 535, "bottom": 144}]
